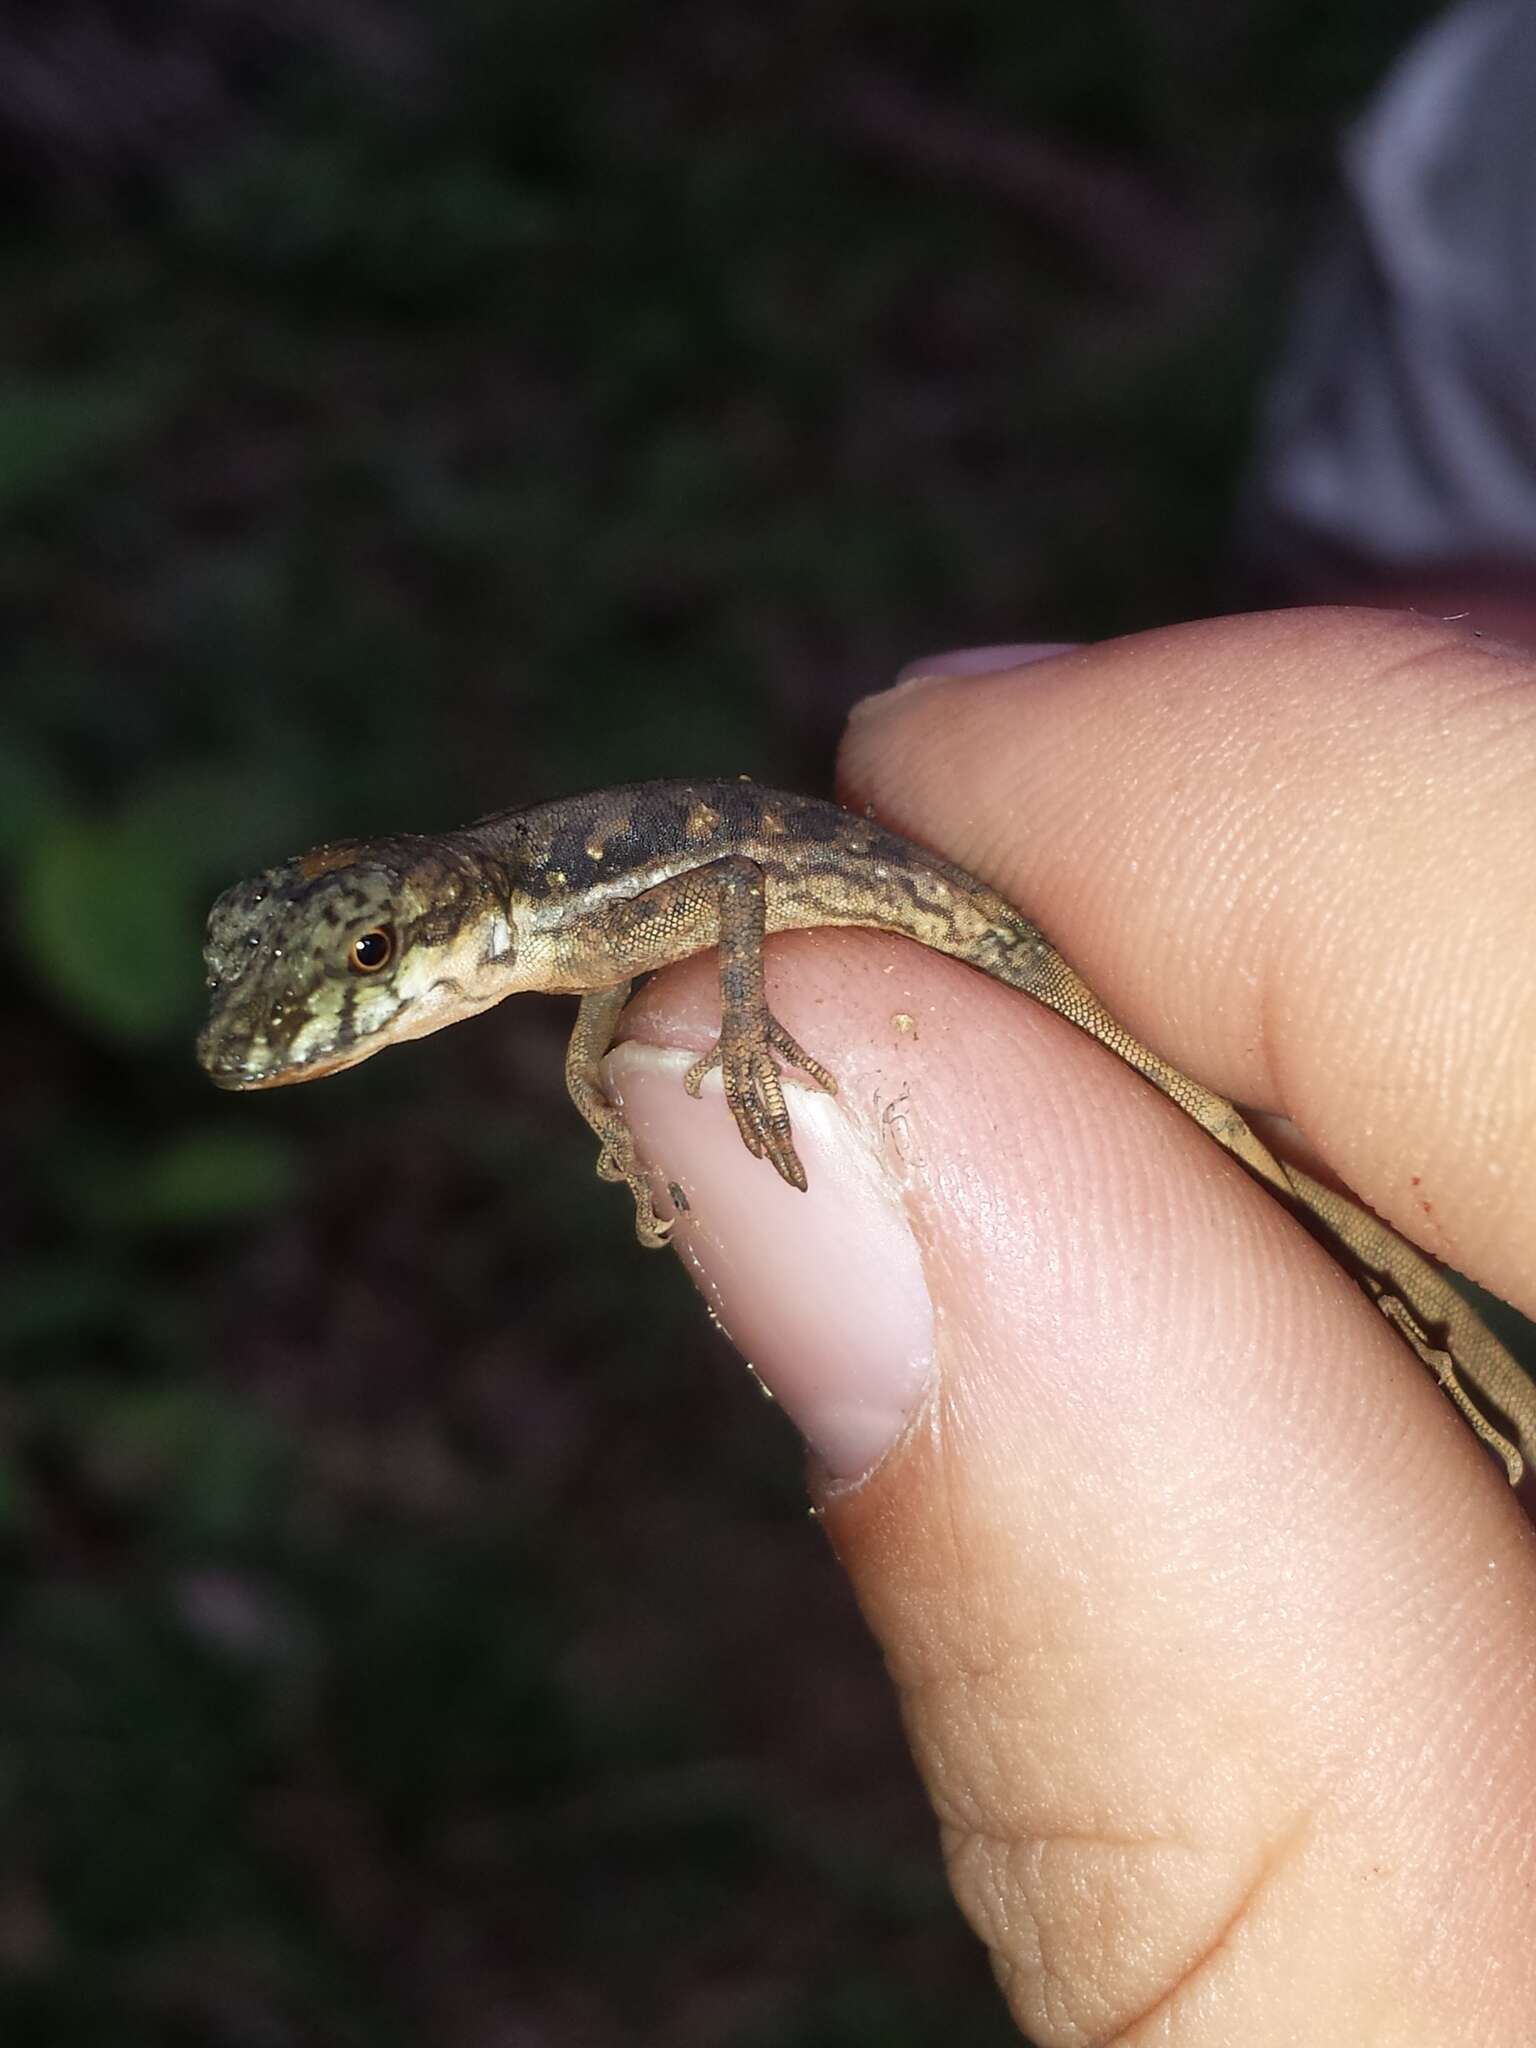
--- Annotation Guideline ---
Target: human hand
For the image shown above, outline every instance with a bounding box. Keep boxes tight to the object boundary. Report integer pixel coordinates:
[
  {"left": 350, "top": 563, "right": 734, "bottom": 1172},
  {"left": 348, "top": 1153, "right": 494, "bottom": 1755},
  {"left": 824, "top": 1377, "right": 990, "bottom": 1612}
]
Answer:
[{"left": 607, "top": 607, "right": 1536, "bottom": 2043}]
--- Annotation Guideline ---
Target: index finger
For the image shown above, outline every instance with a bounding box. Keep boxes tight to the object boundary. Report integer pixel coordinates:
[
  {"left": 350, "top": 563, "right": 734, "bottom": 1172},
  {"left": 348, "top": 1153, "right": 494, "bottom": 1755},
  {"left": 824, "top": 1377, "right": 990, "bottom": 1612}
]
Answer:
[{"left": 838, "top": 606, "right": 1536, "bottom": 1320}]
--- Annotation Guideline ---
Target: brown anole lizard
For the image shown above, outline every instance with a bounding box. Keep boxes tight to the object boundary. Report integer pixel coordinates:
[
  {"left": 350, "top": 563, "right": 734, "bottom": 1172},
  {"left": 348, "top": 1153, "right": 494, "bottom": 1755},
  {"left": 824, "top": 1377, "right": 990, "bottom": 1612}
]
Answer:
[{"left": 197, "top": 778, "right": 1535, "bottom": 1484}]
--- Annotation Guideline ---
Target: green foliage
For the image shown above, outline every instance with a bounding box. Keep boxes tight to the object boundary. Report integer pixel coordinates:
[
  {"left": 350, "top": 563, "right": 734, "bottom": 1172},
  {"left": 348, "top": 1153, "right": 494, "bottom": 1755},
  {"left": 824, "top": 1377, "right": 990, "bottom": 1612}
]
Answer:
[
  {"left": 20, "top": 810, "right": 197, "bottom": 1041},
  {"left": 132, "top": 1127, "right": 301, "bottom": 1229}
]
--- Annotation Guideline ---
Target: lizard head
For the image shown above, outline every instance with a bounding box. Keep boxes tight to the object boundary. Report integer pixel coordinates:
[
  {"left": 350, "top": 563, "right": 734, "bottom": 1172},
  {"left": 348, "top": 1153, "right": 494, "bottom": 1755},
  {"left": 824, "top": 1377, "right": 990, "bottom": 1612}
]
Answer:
[{"left": 197, "top": 836, "right": 513, "bottom": 1089}]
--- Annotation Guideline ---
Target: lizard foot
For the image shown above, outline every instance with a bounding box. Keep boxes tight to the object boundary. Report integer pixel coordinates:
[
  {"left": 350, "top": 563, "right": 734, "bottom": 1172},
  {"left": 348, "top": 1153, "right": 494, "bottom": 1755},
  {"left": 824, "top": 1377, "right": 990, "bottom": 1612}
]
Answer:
[
  {"left": 684, "top": 1016, "right": 837, "bottom": 1191},
  {"left": 591, "top": 1113, "right": 673, "bottom": 1249}
]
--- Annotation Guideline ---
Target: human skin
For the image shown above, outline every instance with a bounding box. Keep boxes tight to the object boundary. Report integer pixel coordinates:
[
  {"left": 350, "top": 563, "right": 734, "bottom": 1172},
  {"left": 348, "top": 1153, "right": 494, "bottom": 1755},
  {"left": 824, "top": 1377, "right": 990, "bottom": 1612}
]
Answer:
[{"left": 604, "top": 607, "right": 1536, "bottom": 2044}]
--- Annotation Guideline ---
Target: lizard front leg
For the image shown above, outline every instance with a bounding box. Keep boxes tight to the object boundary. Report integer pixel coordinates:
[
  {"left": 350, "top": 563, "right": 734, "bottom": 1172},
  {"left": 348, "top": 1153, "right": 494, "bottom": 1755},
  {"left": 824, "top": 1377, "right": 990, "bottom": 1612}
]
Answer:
[
  {"left": 680, "top": 856, "right": 836, "bottom": 1189},
  {"left": 566, "top": 979, "right": 676, "bottom": 1247},
  {"left": 562, "top": 856, "right": 836, "bottom": 1243}
]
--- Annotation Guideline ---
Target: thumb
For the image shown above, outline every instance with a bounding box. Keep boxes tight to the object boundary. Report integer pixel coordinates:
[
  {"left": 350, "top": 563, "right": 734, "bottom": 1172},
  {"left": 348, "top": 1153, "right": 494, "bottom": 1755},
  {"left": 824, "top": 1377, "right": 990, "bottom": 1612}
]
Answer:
[{"left": 608, "top": 927, "right": 1536, "bottom": 2045}]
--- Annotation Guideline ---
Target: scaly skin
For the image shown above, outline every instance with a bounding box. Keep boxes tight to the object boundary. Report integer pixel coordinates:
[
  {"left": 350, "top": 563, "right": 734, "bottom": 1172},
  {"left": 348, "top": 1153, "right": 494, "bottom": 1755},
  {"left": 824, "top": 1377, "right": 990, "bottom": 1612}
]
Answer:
[{"left": 199, "top": 778, "right": 1536, "bottom": 1484}]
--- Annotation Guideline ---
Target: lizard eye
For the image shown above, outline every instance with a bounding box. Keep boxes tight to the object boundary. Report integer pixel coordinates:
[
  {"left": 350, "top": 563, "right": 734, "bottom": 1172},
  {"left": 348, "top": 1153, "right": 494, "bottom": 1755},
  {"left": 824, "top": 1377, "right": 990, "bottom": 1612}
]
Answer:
[{"left": 349, "top": 926, "right": 395, "bottom": 973}]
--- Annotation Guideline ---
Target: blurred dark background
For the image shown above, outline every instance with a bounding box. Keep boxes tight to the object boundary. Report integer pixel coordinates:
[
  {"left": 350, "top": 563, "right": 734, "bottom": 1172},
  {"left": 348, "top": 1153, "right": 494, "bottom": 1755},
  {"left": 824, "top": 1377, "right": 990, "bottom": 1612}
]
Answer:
[{"left": 1, "top": 3, "right": 1454, "bottom": 2043}]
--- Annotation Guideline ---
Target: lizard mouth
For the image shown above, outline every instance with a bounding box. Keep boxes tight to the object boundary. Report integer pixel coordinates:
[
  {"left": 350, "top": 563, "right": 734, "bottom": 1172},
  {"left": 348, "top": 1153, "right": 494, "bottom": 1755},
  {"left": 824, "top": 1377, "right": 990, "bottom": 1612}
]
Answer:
[
  {"left": 198, "top": 1025, "right": 376, "bottom": 1091},
  {"left": 204, "top": 1050, "right": 360, "bottom": 1091}
]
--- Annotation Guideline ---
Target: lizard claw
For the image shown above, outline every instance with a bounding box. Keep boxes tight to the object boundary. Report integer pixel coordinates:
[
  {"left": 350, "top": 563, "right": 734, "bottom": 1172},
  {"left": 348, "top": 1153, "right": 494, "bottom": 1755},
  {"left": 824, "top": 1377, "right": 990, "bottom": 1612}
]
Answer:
[
  {"left": 635, "top": 1205, "right": 674, "bottom": 1249},
  {"left": 591, "top": 1117, "right": 674, "bottom": 1248}
]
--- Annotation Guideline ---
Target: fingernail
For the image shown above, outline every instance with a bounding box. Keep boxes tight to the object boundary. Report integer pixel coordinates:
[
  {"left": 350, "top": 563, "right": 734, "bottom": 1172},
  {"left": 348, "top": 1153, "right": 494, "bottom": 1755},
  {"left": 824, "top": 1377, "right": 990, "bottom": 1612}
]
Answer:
[
  {"left": 891, "top": 641, "right": 1081, "bottom": 689},
  {"left": 604, "top": 1042, "right": 935, "bottom": 1482}
]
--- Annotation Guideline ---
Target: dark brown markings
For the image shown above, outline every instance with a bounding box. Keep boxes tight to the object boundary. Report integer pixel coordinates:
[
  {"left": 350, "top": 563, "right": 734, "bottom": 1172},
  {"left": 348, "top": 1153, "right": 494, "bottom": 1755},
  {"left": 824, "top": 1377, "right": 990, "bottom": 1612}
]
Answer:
[
  {"left": 459, "top": 781, "right": 988, "bottom": 942},
  {"left": 336, "top": 981, "right": 358, "bottom": 1052}
]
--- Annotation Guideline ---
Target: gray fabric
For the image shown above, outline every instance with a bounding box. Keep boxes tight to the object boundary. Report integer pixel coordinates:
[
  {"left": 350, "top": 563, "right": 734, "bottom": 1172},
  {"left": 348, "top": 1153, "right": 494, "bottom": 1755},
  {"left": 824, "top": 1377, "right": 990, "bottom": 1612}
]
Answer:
[{"left": 1244, "top": 0, "right": 1536, "bottom": 578}]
